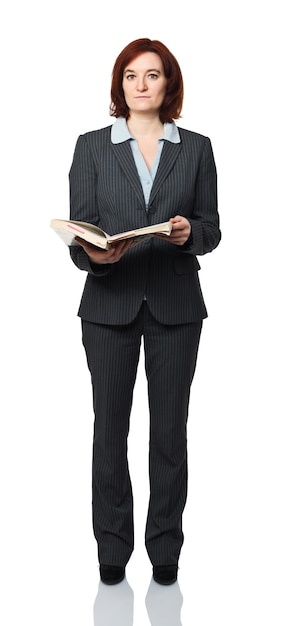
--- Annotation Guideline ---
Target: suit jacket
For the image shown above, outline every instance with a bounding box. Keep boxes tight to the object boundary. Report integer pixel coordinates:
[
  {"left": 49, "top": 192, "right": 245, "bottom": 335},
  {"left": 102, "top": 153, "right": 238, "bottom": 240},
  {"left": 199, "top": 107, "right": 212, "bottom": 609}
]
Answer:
[{"left": 69, "top": 125, "right": 221, "bottom": 325}]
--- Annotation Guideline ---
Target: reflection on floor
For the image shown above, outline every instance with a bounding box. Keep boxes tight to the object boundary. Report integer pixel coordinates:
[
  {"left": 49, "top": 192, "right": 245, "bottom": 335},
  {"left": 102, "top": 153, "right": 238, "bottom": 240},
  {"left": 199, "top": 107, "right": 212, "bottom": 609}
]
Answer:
[{"left": 93, "top": 576, "right": 183, "bottom": 626}]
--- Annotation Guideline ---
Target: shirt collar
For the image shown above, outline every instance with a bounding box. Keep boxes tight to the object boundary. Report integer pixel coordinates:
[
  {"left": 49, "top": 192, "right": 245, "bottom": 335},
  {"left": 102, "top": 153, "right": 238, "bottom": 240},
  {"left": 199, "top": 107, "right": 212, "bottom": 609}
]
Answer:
[{"left": 111, "top": 116, "right": 181, "bottom": 144}]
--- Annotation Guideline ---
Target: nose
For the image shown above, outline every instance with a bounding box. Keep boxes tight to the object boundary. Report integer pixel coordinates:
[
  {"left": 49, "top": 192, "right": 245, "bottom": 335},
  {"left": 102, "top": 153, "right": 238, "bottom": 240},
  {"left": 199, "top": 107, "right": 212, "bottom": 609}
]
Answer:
[{"left": 136, "top": 75, "right": 147, "bottom": 92}]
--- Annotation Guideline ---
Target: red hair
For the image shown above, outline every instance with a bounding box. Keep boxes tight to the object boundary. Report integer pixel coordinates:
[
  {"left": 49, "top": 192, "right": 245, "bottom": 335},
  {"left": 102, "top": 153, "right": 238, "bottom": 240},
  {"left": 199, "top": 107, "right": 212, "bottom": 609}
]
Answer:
[{"left": 110, "top": 38, "right": 184, "bottom": 123}]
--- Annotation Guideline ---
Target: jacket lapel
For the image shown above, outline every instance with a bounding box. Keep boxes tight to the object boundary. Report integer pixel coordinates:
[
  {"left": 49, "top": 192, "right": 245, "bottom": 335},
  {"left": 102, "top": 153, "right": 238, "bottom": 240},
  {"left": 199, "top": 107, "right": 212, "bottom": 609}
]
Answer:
[
  {"left": 110, "top": 142, "right": 145, "bottom": 206},
  {"left": 149, "top": 141, "right": 182, "bottom": 205},
  {"left": 110, "top": 139, "right": 182, "bottom": 207}
]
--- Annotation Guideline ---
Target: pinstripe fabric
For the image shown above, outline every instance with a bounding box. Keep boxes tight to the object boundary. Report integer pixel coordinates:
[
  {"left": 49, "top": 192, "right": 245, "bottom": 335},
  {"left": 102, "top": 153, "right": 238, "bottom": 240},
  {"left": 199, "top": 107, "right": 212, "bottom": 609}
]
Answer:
[
  {"left": 69, "top": 124, "right": 220, "bottom": 566},
  {"left": 69, "top": 125, "right": 221, "bottom": 325},
  {"left": 82, "top": 303, "right": 202, "bottom": 566}
]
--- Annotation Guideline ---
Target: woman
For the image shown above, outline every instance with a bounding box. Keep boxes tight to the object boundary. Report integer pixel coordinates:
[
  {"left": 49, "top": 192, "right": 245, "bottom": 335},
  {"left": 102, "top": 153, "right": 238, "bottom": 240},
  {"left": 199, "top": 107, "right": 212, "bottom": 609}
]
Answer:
[{"left": 69, "top": 38, "right": 221, "bottom": 585}]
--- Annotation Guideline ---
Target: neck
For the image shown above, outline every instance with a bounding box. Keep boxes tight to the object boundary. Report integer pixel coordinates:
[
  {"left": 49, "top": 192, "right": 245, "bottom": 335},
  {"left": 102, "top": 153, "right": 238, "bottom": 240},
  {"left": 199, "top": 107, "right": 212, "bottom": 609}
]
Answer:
[{"left": 127, "top": 114, "right": 164, "bottom": 139}]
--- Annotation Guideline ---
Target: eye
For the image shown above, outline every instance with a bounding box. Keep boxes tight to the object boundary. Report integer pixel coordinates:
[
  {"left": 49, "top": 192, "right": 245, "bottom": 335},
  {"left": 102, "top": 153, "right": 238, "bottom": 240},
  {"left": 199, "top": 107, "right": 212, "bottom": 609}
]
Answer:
[
  {"left": 148, "top": 73, "right": 159, "bottom": 79},
  {"left": 125, "top": 73, "right": 135, "bottom": 80}
]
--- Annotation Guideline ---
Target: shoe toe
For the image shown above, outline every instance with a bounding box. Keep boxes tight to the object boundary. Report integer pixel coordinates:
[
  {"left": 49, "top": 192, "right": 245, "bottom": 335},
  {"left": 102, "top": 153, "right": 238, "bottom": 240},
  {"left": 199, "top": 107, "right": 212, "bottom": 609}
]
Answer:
[
  {"left": 153, "top": 565, "right": 178, "bottom": 585},
  {"left": 100, "top": 565, "right": 125, "bottom": 585}
]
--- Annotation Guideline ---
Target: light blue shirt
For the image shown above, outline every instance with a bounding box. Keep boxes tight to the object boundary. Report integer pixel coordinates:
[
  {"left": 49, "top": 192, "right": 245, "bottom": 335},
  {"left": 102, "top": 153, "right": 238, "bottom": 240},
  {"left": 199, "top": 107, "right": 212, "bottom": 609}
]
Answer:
[{"left": 111, "top": 117, "right": 181, "bottom": 210}]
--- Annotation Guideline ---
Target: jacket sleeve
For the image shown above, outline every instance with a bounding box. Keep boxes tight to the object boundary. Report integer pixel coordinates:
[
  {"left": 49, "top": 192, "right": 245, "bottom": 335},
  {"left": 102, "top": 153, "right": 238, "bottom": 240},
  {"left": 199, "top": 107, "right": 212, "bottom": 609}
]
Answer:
[
  {"left": 68, "top": 133, "right": 112, "bottom": 276},
  {"left": 183, "top": 137, "right": 221, "bottom": 256}
]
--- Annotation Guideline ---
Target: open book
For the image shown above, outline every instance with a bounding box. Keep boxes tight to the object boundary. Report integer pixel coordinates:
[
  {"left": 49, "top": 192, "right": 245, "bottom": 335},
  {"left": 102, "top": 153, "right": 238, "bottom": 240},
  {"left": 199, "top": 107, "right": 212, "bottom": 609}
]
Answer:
[{"left": 50, "top": 218, "right": 172, "bottom": 250}]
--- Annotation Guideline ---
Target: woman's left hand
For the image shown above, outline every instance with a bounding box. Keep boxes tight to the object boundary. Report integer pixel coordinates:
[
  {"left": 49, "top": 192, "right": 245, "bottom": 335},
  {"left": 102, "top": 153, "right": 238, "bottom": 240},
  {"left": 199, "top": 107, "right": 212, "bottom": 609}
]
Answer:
[{"left": 157, "top": 215, "right": 191, "bottom": 246}]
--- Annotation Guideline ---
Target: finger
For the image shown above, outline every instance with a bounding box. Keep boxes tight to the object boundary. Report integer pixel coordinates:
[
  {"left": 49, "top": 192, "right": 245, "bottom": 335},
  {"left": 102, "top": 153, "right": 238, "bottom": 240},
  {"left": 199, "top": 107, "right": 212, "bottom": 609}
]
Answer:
[{"left": 170, "top": 220, "right": 185, "bottom": 231}]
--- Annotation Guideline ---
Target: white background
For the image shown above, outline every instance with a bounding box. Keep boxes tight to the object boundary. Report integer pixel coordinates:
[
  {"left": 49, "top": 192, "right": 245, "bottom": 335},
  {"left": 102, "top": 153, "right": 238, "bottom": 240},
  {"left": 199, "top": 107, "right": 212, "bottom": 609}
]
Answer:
[{"left": 1, "top": 1, "right": 293, "bottom": 624}]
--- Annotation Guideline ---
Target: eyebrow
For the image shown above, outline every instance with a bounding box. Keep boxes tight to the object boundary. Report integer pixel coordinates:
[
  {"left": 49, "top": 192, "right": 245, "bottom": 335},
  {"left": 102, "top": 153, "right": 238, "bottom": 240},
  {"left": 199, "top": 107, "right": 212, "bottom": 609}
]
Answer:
[{"left": 124, "top": 68, "right": 161, "bottom": 74}]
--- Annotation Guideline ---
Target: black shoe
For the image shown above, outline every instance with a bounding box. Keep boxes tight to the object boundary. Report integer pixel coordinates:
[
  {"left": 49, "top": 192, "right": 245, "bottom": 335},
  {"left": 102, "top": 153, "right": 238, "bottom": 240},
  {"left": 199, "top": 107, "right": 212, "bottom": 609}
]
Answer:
[
  {"left": 100, "top": 565, "right": 125, "bottom": 585},
  {"left": 153, "top": 565, "right": 178, "bottom": 585}
]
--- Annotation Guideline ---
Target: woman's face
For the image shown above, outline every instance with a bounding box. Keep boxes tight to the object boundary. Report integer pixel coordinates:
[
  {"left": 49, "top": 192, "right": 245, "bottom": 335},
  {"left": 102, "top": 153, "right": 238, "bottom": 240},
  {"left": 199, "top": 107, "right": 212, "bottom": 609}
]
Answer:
[{"left": 122, "top": 52, "right": 167, "bottom": 116}]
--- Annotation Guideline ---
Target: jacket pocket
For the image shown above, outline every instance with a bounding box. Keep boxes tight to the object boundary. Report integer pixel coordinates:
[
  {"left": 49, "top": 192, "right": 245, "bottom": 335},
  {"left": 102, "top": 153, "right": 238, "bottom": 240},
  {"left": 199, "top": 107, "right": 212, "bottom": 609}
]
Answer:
[{"left": 174, "top": 254, "right": 201, "bottom": 275}]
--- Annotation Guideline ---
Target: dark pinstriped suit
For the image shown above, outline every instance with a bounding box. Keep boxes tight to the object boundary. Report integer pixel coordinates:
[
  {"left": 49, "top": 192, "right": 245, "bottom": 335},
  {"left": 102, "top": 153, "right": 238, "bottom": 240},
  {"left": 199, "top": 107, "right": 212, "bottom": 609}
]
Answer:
[{"left": 69, "top": 125, "right": 221, "bottom": 567}]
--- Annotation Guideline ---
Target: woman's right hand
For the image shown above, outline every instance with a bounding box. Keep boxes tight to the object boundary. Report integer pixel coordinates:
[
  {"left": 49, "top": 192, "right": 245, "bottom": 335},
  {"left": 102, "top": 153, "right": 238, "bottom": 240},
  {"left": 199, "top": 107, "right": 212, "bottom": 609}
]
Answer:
[{"left": 75, "top": 237, "right": 134, "bottom": 265}]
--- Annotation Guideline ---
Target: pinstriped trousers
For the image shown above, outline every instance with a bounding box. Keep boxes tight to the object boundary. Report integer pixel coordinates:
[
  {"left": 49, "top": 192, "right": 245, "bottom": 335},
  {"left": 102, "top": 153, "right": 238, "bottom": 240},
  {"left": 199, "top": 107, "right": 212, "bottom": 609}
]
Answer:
[{"left": 82, "top": 302, "right": 202, "bottom": 567}]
